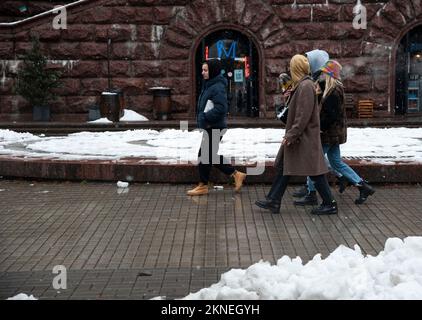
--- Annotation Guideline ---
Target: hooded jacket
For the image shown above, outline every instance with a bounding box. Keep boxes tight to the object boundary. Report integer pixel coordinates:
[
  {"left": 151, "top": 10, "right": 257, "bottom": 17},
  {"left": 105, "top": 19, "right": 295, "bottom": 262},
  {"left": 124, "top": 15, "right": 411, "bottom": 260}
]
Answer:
[
  {"left": 306, "top": 49, "right": 330, "bottom": 80},
  {"left": 273, "top": 54, "right": 328, "bottom": 176},
  {"left": 196, "top": 74, "right": 228, "bottom": 129},
  {"left": 274, "top": 75, "right": 328, "bottom": 176}
]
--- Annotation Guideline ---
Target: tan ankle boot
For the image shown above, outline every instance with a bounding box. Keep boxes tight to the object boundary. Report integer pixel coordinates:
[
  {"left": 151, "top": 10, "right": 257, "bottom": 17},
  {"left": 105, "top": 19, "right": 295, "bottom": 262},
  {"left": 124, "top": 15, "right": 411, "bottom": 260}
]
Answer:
[
  {"left": 188, "top": 182, "right": 204, "bottom": 192},
  {"left": 232, "top": 170, "right": 246, "bottom": 192},
  {"left": 187, "top": 183, "right": 209, "bottom": 196}
]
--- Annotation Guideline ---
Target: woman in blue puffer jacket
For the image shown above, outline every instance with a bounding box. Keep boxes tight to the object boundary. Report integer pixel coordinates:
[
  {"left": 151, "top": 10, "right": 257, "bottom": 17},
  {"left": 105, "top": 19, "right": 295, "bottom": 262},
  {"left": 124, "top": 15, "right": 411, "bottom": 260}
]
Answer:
[{"left": 187, "top": 59, "right": 246, "bottom": 196}]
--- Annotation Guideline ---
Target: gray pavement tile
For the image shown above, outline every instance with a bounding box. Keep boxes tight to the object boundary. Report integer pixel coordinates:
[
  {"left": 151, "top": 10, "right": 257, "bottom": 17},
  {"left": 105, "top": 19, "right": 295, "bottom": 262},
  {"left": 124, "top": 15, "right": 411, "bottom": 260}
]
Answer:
[{"left": 0, "top": 181, "right": 421, "bottom": 299}]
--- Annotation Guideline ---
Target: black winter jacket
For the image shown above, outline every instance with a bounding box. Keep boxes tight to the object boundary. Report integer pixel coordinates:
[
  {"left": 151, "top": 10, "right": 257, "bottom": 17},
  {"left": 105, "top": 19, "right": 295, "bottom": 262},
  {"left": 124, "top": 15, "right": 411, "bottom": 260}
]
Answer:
[
  {"left": 320, "top": 86, "right": 347, "bottom": 145},
  {"left": 196, "top": 74, "right": 228, "bottom": 129}
]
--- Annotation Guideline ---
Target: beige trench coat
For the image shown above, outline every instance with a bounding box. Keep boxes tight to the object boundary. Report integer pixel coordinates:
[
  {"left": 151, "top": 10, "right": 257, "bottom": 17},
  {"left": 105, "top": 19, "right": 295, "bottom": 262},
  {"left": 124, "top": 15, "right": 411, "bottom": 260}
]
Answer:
[{"left": 274, "top": 77, "right": 328, "bottom": 176}]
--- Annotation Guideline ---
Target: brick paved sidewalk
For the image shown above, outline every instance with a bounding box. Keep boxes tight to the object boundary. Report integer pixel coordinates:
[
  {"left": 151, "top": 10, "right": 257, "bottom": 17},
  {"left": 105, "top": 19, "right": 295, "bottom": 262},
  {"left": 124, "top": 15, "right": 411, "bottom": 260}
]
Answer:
[{"left": 1, "top": 180, "right": 421, "bottom": 300}]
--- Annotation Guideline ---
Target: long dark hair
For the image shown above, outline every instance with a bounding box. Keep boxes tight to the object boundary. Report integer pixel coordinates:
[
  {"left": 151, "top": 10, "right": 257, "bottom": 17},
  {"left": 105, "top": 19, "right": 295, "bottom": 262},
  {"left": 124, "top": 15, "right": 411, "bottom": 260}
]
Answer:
[{"left": 204, "top": 58, "right": 222, "bottom": 80}]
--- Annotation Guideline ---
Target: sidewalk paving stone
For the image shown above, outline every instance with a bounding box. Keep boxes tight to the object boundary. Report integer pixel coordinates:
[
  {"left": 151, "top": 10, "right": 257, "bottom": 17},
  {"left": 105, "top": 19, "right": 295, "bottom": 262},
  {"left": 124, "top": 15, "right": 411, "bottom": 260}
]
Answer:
[{"left": 0, "top": 179, "right": 421, "bottom": 299}]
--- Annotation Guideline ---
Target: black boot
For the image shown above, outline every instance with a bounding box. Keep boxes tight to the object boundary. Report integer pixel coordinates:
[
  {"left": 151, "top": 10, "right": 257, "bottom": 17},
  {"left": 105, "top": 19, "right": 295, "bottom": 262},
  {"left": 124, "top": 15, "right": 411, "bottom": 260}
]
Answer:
[
  {"left": 258, "top": 172, "right": 289, "bottom": 214},
  {"left": 310, "top": 175, "right": 337, "bottom": 215},
  {"left": 355, "top": 181, "right": 375, "bottom": 204},
  {"left": 292, "top": 185, "right": 308, "bottom": 198},
  {"left": 255, "top": 199, "right": 281, "bottom": 214},
  {"left": 311, "top": 200, "right": 338, "bottom": 215},
  {"left": 294, "top": 191, "right": 318, "bottom": 206},
  {"left": 336, "top": 176, "right": 350, "bottom": 194}
]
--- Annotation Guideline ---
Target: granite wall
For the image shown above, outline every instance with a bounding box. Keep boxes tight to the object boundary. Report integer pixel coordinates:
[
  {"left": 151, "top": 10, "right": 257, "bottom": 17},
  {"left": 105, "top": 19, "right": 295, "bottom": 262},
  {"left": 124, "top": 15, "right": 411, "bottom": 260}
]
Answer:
[{"left": 0, "top": 0, "right": 421, "bottom": 121}]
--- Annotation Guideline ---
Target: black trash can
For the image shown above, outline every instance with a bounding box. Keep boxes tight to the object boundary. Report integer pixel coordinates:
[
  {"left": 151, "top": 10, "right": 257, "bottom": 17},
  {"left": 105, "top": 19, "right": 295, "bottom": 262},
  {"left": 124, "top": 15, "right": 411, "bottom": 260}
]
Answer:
[
  {"left": 149, "top": 87, "right": 172, "bottom": 120},
  {"left": 99, "top": 89, "right": 125, "bottom": 122}
]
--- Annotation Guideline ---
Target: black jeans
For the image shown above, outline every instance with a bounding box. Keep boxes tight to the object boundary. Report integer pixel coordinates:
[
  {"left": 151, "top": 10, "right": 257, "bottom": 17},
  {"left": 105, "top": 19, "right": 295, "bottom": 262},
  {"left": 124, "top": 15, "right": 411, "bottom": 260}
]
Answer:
[
  {"left": 198, "top": 128, "right": 236, "bottom": 183},
  {"left": 267, "top": 168, "right": 334, "bottom": 205}
]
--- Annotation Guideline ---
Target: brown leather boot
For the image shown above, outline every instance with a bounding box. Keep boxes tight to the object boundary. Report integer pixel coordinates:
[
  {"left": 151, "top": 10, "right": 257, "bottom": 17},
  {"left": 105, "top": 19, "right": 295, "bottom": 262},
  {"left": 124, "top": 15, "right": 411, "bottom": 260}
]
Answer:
[
  {"left": 232, "top": 170, "right": 246, "bottom": 192},
  {"left": 187, "top": 183, "right": 209, "bottom": 196}
]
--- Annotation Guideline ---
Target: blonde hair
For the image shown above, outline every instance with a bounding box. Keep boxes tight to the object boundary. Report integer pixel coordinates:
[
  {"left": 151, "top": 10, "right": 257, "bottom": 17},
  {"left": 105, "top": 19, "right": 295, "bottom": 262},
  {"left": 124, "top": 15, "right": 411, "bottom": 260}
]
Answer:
[{"left": 323, "top": 74, "right": 344, "bottom": 98}]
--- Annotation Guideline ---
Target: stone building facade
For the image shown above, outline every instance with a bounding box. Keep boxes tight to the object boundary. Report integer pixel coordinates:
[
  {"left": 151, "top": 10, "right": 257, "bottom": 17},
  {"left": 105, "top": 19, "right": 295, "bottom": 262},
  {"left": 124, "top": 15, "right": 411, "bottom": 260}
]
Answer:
[
  {"left": 0, "top": 0, "right": 421, "bottom": 121},
  {"left": 0, "top": 1, "right": 73, "bottom": 23}
]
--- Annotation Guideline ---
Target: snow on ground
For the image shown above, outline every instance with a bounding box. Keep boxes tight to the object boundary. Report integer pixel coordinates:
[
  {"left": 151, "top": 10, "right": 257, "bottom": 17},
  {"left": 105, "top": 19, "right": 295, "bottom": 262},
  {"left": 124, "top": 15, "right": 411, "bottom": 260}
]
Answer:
[
  {"left": 180, "top": 237, "right": 422, "bottom": 300},
  {"left": 7, "top": 293, "right": 37, "bottom": 300},
  {"left": 89, "top": 117, "right": 112, "bottom": 124},
  {"left": 0, "top": 127, "right": 421, "bottom": 164},
  {"left": 0, "top": 129, "right": 38, "bottom": 143},
  {"left": 88, "top": 109, "right": 149, "bottom": 123}
]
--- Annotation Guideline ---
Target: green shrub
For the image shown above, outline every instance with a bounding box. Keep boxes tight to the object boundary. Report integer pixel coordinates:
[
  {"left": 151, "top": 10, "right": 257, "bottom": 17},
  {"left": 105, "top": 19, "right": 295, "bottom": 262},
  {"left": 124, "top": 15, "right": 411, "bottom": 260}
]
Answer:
[{"left": 15, "top": 37, "right": 62, "bottom": 106}]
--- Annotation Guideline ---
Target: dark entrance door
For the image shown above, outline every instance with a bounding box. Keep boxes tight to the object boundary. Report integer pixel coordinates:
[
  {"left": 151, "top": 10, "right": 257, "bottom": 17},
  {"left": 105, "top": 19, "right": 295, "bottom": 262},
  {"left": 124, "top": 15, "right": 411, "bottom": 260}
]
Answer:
[
  {"left": 196, "top": 30, "right": 259, "bottom": 117},
  {"left": 396, "top": 25, "right": 422, "bottom": 114}
]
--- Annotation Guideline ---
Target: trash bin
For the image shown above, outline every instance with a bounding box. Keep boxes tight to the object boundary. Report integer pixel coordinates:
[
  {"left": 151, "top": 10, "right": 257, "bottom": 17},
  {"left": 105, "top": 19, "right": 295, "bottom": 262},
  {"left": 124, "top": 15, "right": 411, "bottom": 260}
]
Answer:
[
  {"left": 99, "top": 89, "right": 125, "bottom": 122},
  {"left": 149, "top": 87, "right": 172, "bottom": 120}
]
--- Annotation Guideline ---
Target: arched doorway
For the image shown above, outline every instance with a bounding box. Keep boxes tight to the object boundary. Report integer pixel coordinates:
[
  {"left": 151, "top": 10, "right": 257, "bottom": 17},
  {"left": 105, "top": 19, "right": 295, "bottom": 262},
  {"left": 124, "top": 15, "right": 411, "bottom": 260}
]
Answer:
[
  {"left": 195, "top": 29, "right": 259, "bottom": 117},
  {"left": 395, "top": 25, "right": 422, "bottom": 115}
]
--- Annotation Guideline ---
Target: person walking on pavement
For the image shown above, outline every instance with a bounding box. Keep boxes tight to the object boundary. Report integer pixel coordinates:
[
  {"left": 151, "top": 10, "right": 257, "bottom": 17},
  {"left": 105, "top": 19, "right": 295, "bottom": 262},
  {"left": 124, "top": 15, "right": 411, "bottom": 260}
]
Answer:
[
  {"left": 292, "top": 49, "right": 348, "bottom": 199},
  {"left": 187, "top": 59, "right": 246, "bottom": 196},
  {"left": 255, "top": 54, "right": 337, "bottom": 215},
  {"left": 292, "top": 49, "right": 331, "bottom": 198},
  {"left": 295, "top": 60, "right": 375, "bottom": 206}
]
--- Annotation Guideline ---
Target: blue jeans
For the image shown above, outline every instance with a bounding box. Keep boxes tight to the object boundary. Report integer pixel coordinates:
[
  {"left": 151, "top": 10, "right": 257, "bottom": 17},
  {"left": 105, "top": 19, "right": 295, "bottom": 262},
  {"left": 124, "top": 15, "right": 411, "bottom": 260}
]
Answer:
[{"left": 308, "top": 144, "right": 362, "bottom": 192}]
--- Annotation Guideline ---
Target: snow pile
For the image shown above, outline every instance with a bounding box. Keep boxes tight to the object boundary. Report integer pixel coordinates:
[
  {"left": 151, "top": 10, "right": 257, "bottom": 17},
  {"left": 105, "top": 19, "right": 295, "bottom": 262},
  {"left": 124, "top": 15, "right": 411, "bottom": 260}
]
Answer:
[
  {"left": 120, "top": 110, "right": 149, "bottom": 121},
  {"left": 0, "top": 129, "right": 37, "bottom": 145},
  {"left": 88, "top": 109, "right": 148, "bottom": 123},
  {"left": 183, "top": 237, "right": 422, "bottom": 300},
  {"left": 7, "top": 293, "right": 37, "bottom": 300}
]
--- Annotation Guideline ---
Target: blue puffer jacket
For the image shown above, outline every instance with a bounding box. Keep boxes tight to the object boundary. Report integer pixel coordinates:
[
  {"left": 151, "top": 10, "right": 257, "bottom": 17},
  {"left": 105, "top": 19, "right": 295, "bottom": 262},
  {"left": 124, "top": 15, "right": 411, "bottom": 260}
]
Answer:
[{"left": 196, "top": 74, "right": 228, "bottom": 129}]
